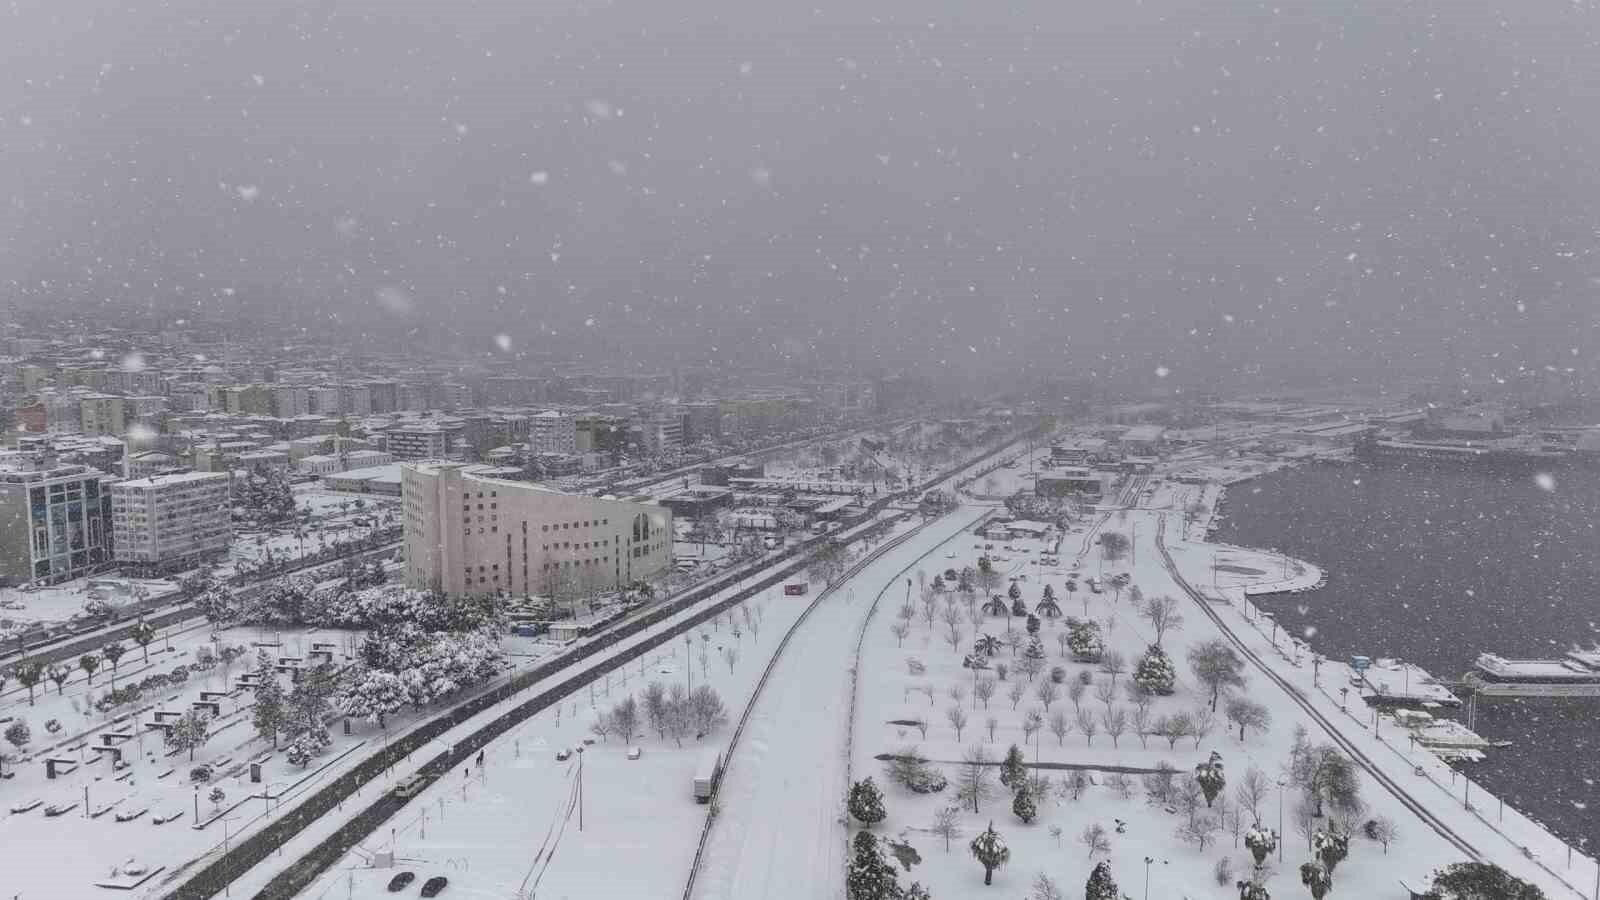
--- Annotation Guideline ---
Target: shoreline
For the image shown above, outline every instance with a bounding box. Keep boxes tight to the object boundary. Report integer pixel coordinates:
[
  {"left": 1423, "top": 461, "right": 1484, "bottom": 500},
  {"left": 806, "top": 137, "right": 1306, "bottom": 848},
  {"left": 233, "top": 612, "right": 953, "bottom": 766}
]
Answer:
[{"left": 1179, "top": 459, "right": 1597, "bottom": 897}]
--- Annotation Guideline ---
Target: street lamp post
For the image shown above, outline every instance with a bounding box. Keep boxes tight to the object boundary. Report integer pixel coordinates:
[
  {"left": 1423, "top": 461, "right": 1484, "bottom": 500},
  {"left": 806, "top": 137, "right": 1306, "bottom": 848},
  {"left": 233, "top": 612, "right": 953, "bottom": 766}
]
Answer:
[{"left": 1277, "top": 779, "right": 1287, "bottom": 862}]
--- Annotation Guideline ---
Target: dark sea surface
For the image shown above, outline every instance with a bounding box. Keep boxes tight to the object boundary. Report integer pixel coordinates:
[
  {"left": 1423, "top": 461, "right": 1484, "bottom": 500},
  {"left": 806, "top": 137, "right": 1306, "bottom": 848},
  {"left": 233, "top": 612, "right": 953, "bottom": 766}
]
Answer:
[{"left": 1212, "top": 460, "right": 1600, "bottom": 854}]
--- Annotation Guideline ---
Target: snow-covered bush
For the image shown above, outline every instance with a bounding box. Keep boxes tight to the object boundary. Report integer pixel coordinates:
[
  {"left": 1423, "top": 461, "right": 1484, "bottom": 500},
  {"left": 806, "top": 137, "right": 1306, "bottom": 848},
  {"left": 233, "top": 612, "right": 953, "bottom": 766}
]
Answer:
[{"left": 848, "top": 777, "right": 888, "bottom": 825}]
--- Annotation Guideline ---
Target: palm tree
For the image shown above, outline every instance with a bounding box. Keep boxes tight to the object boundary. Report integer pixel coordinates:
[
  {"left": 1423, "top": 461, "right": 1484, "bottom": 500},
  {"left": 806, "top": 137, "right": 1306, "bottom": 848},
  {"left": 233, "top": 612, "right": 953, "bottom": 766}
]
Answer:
[{"left": 101, "top": 642, "right": 127, "bottom": 689}]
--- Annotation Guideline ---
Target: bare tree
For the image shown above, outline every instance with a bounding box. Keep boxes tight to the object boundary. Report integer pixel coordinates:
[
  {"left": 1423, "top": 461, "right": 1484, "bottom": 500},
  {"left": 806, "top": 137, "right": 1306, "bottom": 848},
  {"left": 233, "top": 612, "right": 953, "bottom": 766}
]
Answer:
[
  {"left": 986, "top": 715, "right": 998, "bottom": 741},
  {"left": 1157, "top": 712, "right": 1193, "bottom": 750},
  {"left": 1099, "top": 649, "right": 1127, "bottom": 684},
  {"left": 1131, "top": 704, "right": 1154, "bottom": 749},
  {"left": 941, "top": 602, "right": 964, "bottom": 631},
  {"left": 946, "top": 704, "right": 969, "bottom": 742},
  {"left": 1190, "top": 705, "right": 1216, "bottom": 749},
  {"left": 890, "top": 620, "right": 911, "bottom": 647},
  {"left": 1079, "top": 823, "right": 1111, "bottom": 858},
  {"left": 1008, "top": 680, "right": 1026, "bottom": 710},
  {"left": 949, "top": 684, "right": 968, "bottom": 707},
  {"left": 1067, "top": 679, "right": 1087, "bottom": 712},
  {"left": 1225, "top": 696, "right": 1272, "bottom": 741},
  {"left": 919, "top": 683, "right": 937, "bottom": 706},
  {"left": 1030, "top": 872, "right": 1064, "bottom": 900},
  {"left": 1102, "top": 706, "right": 1128, "bottom": 747},
  {"left": 1034, "top": 679, "right": 1059, "bottom": 710},
  {"left": 1106, "top": 772, "right": 1135, "bottom": 799},
  {"left": 932, "top": 805, "right": 964, "bottom": 852},
  {"left": 589, "top": 712, "right": 614, "bottom": 742},
  {"left": 912, "top": 716, "right": 929, "bottom": 739},
  {"left": 1022, "top": 707, "right": 1044, "bottom": 747},
  {"left": 1093, "top": 679, "right": 1118, "bottom": 713},
  {"left": 1075, "top": 705, "right": 1099, "bottom": 745},
  {"left": 1139, "top": 595, "right": 1185, "bottom": 645},
  {"left": 1234, "top": 766, "right": 1271, "bottom": 825},
  {"left": 1369, "top": 815, "right": 1399, "bottom": 854},
  {"left": 945, "top": 623, "right": 964, "bottom": 653},
  {"left": 974, "top": 677, "right": 997, "bottom": 710},
  {"left": 1048, "top": 709, "right": 1072, "bottom": 746},
  {"left": 1176, "top": 815, "right": 1221, "bottom": 851},
  {"left": 956, "top": 745, "right": 996, "bottom": 813}
]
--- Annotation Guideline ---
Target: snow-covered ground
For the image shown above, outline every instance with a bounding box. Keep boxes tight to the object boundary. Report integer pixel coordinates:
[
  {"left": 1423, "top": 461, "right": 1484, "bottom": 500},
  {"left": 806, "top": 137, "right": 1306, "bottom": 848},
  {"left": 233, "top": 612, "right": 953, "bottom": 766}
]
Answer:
[
  {"left": 0, "top": 620, "right": 373, "bottom": 900},
  {"left": 281, "top": 515, "right": 928, "bottom": 900},
  {"left": 690, "top": 507, "right": 995, "bottom": 900},
  {"left": 0, "top": 575, "right": 177, "bottom": 634},
  {"left": 825, "top": 475, "right": 1593, "bottom": 900},
  {"left": 208, "top": 505, "right": 923, "bottom": 900}
]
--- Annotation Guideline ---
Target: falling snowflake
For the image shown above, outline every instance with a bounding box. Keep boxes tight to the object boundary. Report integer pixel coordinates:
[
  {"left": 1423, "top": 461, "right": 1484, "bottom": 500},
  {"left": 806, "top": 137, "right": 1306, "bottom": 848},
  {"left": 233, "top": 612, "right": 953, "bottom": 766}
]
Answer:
[
  {"left": 530, "top": 171, "right": 550, "bottom": 185},
  {"left": 1535, "top": 472, "right": 1556, "bottom": 492},
  {"left": 494, "top": 334, "right": 513, "bottom": 352},
  {"left": 1155, "top": 366, "right": 1170, "bottom": 378},
  {"left": 375, "top": 287, "right": 413, "bottom": 314},
  {"left": 236, "top": 185, "right": 260, "bottom": 201}
]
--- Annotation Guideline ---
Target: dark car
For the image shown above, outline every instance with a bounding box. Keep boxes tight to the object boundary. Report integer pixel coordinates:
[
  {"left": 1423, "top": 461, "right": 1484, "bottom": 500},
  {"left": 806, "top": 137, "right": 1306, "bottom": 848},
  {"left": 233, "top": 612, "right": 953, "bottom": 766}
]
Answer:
[
  {"left": 421, "top": 876, "right": 449, "bottom": 897},
  {"left": 386, "top": 871, "right": 415, "bottom": 892}
]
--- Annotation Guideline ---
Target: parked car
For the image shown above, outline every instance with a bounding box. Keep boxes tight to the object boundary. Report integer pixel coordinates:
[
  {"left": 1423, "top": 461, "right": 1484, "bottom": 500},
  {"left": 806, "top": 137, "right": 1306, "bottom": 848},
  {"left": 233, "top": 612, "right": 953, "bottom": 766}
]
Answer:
[
  {"left": 627, "top": 747, "right": 642, "bottom": 760},
  {"left": 421, "top": 876, "right": 449, "bottom": 897},
  {"left": 556, "top": 749, "right": 572, "bottom": 761},
  {"left": 387, "top": 872, "right": 416, "bottom": 892}
]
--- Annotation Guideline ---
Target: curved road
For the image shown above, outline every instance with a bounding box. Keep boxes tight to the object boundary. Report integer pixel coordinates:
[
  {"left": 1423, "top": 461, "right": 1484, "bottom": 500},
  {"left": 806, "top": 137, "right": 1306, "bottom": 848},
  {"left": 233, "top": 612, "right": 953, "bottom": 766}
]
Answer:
[
  {"left": 1152, "top": 513, "right": 1482, "bottom": 861},
  {"left": 687, "top": 508, "right": 990, "bottom": 900}
]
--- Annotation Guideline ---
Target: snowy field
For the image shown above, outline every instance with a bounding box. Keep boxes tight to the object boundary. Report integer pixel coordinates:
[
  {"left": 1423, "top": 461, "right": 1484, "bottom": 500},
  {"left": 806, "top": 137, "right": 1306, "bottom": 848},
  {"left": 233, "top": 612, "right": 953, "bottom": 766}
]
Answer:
[
  {"left": 0, "top": 620, "right": 369, "bottom": 900},
  {"left": 827, "top": 476, "right": 1591, "bottom": 899},
  {"left": 0, "top": 575, "right": 178, "bottom": 634},
  {"left": 286, "top": 515, "right": 928, "bottom": 900}
]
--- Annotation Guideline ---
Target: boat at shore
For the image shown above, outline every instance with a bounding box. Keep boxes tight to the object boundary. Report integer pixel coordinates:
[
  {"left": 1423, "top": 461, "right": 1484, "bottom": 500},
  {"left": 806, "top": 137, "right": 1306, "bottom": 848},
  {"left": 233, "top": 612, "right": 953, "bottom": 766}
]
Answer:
[
  {"left": 1462, "top": 650, "right": 1600, "bottom": 696},
  {"left": 1471, "top": 651, "right": 1600, "bottom": 683}
]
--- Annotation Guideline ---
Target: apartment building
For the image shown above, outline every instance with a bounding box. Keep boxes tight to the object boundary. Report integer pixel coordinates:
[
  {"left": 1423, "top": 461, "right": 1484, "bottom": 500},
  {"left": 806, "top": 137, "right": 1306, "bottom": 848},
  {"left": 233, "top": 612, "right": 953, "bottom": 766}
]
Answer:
[
  {"left": 111, "top": 471, "right": 232, "bottom": 575},
  {"left": 0, "top": 460, "right": 115, "bottom": 586}
]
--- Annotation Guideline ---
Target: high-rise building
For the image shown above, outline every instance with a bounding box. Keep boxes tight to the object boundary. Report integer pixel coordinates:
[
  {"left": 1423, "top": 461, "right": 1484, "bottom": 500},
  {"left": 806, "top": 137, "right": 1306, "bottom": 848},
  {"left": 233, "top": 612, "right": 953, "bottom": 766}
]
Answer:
[
  {"left": 386, "top": 424, "right": 451, "bottom": 459},
  {"left": 683, "top": 400, "right": 723, "bottom": 443},
  {"left": 0, "top": 460, "right": 115, "bottom": 586},
  {"left": 111, "top": 471, "right": 232, "bottom": 575},
  {"left": 342, "top": 383, "right": 373, "bottom": 416},
  {"left": 274, "top": 385, "right": 311, "bottom": 418},
  {"left": 308, "top": 386, "right": 342, "bottom": 416},
  {"left": 79, "top": 394, "right": 126, "bottom": 436},
  {"left": 367, "top": 380, "right": 400, "bottom": 413},
  {"left": 401, "top": 462, "right": 672, "bottom": 599},
  {"left": 529, "top": 410, "right": 577, "bottom": 455}
]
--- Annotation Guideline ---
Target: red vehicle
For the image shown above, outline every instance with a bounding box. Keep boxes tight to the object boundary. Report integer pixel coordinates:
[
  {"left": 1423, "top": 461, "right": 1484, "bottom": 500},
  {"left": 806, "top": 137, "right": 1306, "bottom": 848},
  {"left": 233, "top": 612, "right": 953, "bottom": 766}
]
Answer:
[{"left": 783, "top": 582, "right": 808, "bottom": 596}]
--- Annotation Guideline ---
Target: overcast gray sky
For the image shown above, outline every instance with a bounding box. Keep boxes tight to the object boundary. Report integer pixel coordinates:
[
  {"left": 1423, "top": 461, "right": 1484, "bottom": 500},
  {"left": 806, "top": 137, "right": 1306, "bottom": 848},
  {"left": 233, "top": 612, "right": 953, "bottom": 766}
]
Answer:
[{"left": 3, "top": 0, "right": 1598, "bottom": 388}]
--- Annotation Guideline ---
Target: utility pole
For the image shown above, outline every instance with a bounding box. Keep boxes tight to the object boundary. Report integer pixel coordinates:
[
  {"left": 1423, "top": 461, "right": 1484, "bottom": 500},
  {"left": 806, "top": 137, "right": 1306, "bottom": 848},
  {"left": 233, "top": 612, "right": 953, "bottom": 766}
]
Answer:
[{"left": 578, "top": 750, "right": 585, "bottom": 832}]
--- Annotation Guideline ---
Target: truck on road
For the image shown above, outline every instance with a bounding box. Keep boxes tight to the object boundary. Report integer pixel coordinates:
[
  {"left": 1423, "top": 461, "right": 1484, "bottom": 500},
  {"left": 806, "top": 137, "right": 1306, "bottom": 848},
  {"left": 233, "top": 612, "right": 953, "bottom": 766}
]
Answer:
[{"left": 693, "top": 748, "right": 723, "bottom": 802}]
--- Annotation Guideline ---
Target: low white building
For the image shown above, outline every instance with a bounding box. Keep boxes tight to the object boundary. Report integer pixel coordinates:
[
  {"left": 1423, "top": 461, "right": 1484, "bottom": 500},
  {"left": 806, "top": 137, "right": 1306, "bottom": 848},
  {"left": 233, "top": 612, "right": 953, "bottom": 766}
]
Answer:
[{"left": 111, "top": 471, "right": 232, "bottom": 575}]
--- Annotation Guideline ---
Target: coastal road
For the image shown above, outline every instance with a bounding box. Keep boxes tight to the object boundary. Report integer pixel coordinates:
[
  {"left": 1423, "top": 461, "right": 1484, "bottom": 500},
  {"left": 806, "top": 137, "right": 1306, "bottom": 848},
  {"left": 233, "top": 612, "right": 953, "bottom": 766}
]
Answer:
[
  {"left": 687, "top": 507, "right": 990, "bottom": 900},
  {"left": 1152, "top": 513, "right": 1484, "bottom": 862}
]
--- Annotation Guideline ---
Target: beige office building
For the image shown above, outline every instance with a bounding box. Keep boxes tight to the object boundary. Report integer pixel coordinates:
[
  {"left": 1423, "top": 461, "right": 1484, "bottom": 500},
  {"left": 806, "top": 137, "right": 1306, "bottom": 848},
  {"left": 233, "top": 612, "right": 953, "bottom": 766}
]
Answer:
[{"left": 401, "top": 462, "right": 672, "bottom": 599}]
